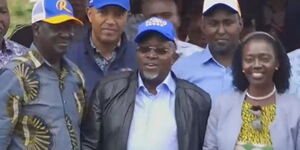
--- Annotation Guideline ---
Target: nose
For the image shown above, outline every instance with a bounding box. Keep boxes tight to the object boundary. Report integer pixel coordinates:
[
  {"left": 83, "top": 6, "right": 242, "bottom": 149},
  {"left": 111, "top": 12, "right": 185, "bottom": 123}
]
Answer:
[
  {"left": 216, "top": 24, "right": 226, "bottom": 35},
  {"left": 253, "top": 58, "right": 262, "bottom": 68},
  {"left": 145, "top": 49, "right": 158, "bottom": 59},
  {"left": 105, "top": 14, "right": 115, "bottom": 25}
]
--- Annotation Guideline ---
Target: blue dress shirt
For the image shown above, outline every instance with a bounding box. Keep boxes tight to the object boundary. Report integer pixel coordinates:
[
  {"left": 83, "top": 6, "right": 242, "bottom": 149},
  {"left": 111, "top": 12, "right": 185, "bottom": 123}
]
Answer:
[
  {"left": 172, "top": 46, "right": 234, "bottom": 98},
  {"left": 127, "top": 72, "right": 178, "bottom": 150}
]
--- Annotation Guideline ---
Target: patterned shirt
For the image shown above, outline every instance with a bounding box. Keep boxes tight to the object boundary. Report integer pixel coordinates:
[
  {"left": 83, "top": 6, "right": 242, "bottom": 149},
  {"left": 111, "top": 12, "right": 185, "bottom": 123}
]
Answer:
[
  {"left": 0, "top": 47, "right": 86, "bottom": 150},
  {"left": 90, "top": 37, "right": 117, "bottom": 72},
  {"left": 288, "top": 49, "right": 300, "bottom": 98},
  {"left": 236, "top": 101, "right": 275, "bottom": 150},
  {"left": 0, "top": 39, "right": 28, "bottom": 69}
]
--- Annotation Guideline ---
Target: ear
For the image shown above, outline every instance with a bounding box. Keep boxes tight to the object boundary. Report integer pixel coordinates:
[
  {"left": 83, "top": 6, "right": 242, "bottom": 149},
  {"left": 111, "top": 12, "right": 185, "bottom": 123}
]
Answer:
[
  {"left": 86, "top": 7, "right": 94, "bottom": 23},
  {"left": 238, "top": 16, "right": 244, "bottom": 33},
  {"left": 31, "top": 23, "right": 40, "bottom": 37},
  {"left": 200, "top": 16, "right": 206, "bottom": 33}
]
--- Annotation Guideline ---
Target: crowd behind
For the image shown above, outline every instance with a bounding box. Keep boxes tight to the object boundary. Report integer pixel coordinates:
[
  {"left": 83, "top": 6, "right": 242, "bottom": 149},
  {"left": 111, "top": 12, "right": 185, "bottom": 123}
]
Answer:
[{"left": 0, "top": 0, "right": 300, "bottom": 149}]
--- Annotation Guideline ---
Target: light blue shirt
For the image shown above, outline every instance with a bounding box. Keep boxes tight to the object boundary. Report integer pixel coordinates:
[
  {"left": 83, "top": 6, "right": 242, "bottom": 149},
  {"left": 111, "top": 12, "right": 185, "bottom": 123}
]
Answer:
[
  {"left": 172, "top": 46, "right": 234, "bottom": 98},
  {"left": 288, "top": 48, "right": 300, "bottom": 98},
  {"left": 127, "top": 72, "right": 178, "bottom": 150}
]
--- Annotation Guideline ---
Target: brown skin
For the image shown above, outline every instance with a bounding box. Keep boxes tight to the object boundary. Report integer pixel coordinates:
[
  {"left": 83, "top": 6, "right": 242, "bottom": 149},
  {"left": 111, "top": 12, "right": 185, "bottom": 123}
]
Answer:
[
  {"left": 202, "top": 8, "right": 243, "bottom": 67},
  {"left": 242, "top": 39, "right": 279, "bottom": 106},
  {"left": 0, "top": 0, "right": 9, "bottom": 47},
  {"left": 32, "top": 21, "right": 75, "bottom": 70},
  {"left": 142, "top": 0, "right": 180, "bottom": 30},
  {"left": 188, "top": 13, "right": 207, "bottom": 48},
  {"left": 87, "top": 6, "right": 128, "bottom": 59},
  {"left": 68, "top": 0, "right": 89, "bottom": 22},
  {"left": 137, "top": 34, "right": 176, "bottom": 94}
]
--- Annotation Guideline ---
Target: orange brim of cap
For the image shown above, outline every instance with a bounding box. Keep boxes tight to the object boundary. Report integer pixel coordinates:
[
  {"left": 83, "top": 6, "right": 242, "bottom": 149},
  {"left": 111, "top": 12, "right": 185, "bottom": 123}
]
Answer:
[{"left": 43, "top": 15, "right": 83, "bottom": 25}]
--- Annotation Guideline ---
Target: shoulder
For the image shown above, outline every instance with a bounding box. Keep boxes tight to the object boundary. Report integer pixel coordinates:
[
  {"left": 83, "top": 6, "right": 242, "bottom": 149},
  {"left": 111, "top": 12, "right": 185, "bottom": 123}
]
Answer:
[
  {"left": 98, "top": 71, "right": 133, "bottom": 87},
  {"left": 175, "top": 78, "right": 211, "bottom": 104},
  {"left": 5, "top": 39, "right": 28, "bottom": 55}
]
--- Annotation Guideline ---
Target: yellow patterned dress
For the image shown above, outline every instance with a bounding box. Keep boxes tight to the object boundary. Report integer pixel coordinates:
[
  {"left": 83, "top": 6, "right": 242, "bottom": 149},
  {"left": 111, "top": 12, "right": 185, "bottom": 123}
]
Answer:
[{"left": 235, "top": 101, "right": 276, "bottom": 150}]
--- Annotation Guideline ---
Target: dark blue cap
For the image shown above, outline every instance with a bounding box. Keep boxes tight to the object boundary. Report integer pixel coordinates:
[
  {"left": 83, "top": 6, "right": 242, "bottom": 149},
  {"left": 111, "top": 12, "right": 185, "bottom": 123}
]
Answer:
[
  {"left": 89, "top": 0, "right": 130, "bottom": 11},
  {"left": 135, "top": 17, "right": 176, "bottom": 43}
]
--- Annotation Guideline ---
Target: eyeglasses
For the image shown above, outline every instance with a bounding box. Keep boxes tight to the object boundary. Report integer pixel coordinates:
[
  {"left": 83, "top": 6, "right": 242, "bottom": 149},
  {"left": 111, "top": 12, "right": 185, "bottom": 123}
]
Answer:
[
  {"left": 250, "top": 105, "right": 263, "bottom": 132},
  {"left": 137, "top": 46, "right": 170, "bottom": 55}
]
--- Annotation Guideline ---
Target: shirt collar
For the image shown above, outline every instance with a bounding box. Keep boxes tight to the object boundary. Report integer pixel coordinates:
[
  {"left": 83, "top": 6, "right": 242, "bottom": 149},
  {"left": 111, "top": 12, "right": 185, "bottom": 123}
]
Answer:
[
  {"left": 198, "top": 45, "right": 214, "bottom": 64},
  {"left": 0, "top": 40, "right": 10, "bottom": 54},
  {"left": 27, "top": 44, "right": 74, "bottom": 71},
  {"left": 138, "top": 72, "right": 176, "bottom": 95}
]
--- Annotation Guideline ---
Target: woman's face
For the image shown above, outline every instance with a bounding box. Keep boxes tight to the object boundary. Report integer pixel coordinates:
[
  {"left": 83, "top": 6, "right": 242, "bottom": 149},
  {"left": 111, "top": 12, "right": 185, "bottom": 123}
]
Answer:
[{"left": 242, "top": 39, "right": 279, "bottom": 87}]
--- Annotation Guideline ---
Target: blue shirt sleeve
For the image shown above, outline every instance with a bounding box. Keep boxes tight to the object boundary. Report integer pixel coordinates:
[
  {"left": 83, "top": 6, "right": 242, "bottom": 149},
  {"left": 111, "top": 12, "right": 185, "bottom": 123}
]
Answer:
[{"left": 0, "top": 68, "right": 24, "bottom": 148}]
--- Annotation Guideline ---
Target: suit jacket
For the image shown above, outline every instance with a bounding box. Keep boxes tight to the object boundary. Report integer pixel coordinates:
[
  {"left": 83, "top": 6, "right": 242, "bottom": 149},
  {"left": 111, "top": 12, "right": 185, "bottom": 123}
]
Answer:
[
  {"left": 203, "top": 91, "right": 300, "bottom": 150},
  {"left": 81, "top": 71, "right": 211, "bottom": 150}
]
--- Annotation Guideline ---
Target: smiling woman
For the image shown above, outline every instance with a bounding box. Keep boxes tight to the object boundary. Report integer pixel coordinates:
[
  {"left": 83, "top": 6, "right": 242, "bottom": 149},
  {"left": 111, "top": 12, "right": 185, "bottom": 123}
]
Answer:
[{"left": 203, "top": 32, "right": 300, "bottom": 150}]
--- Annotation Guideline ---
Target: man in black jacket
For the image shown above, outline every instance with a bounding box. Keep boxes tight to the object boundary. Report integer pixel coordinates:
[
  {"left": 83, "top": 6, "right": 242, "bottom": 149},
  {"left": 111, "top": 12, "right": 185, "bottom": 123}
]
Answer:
[{"left": 81, "top": 17, "right": 211, "bottom": 150}]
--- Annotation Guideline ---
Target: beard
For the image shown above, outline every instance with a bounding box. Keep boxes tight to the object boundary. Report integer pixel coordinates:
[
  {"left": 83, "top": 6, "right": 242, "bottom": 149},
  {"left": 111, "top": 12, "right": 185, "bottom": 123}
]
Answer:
[{"left": 141, "top": 70, "right": 159, "bottom": 80}]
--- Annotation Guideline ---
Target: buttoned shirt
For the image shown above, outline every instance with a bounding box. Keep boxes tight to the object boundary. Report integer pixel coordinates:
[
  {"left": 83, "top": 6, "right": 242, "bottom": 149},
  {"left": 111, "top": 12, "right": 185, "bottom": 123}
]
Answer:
[
  {"left": 0, "top": 47, "right": 86, "bottom": 150},
  {"left": 90, "top": 37, "right": 117, "bottom": 72},
  {"left": 127, "top": 72, "right": 178, "bottom": 150},
  {"left": 0, "top": 39, "right": 28, "bottom": 69},
  {"left": 288, "top": 48, "right": 300, "bottom": 98},
  {"left": 172, "top": 46, "right": 234, "bottom": 98}
]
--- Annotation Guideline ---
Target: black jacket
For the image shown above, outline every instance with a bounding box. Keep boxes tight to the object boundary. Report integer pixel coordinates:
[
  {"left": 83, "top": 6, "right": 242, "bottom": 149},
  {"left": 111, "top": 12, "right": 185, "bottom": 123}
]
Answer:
[{"left": 81, "top": 71, "right": 211, "bottom": 150}]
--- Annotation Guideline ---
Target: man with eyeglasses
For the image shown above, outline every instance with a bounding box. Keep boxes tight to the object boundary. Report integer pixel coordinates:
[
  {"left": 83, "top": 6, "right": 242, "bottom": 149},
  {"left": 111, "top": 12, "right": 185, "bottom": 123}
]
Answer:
[
  {"left": 81, "top": 17, "right": 211, "bottom": 150},
  {"left": 67, "top": 0, "right": 137, "bottom": 101}
]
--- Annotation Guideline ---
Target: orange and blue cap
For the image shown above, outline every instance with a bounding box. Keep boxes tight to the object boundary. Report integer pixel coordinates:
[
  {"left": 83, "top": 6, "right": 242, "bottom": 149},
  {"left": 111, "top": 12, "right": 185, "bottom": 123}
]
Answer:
[{"left": 32, "top": 0, "right": 83, "bottom": 25}]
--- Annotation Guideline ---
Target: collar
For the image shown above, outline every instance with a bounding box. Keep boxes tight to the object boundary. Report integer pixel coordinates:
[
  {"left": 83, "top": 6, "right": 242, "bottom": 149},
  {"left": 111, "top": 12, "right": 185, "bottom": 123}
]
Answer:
[
  {"left": 27, "top": 44, "right": 73, "bottom": 71},
  {"left": 137, "top": 72, "right": 176, "bottom": 95},
  {"left": 0, "top": 40, "right": 10, "bottom": 54},
  {"left": 198, "top": 45, "right": 214, "bottom": 64}
]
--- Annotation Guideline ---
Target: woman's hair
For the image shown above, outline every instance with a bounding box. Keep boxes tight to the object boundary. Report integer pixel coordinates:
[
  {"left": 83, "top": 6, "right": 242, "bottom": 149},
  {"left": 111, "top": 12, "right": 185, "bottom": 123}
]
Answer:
[{"left": 232, "top": 32, "right": 291, "bottom": 93}]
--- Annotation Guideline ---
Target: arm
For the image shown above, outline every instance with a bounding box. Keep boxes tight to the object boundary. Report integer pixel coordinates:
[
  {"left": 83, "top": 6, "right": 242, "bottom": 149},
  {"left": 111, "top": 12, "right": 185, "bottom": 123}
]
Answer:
[
  {"left": 0, "top": 69, "right": 23, "bottom": 148},
  {"left": 81, "top": 82, "right": 104, "bottom": 150}
]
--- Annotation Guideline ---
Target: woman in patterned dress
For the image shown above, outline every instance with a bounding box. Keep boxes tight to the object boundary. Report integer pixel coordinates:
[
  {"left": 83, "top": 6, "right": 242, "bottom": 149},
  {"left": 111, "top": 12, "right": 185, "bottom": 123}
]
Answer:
[{"left": 203, "top": 31, "right": 300, "bottom": 150}]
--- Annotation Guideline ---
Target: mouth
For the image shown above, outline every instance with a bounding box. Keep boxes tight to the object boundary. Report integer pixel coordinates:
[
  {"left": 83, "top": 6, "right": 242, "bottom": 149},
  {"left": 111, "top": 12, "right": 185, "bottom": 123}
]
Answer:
[
  {"left": 144, "top": 63, "right": 158, "bottom": 70},
  {"left": 101, "top": 28, "right": 117, "bottom": 33},
  {"left": 251, "top": 72, "right": 264, "bottom": 79}
]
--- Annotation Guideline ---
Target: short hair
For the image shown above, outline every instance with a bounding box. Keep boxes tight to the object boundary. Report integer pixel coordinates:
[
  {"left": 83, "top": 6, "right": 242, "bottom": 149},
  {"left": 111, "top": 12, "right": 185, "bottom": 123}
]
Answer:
[{"left": 232, "top": 32, "right": 291, "bottom": 93}]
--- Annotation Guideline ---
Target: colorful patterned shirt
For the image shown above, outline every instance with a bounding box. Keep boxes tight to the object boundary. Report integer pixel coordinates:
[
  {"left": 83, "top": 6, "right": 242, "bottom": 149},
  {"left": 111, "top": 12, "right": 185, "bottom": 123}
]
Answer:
[
  {"left": 0, "top": 39, "right": 28, "bottom": 69},
  {"left": 0, "top": 47, "right": 86, "bottom": 150},
  {"left": 236, "top": 101, "right": 276, "bottom": 150}
]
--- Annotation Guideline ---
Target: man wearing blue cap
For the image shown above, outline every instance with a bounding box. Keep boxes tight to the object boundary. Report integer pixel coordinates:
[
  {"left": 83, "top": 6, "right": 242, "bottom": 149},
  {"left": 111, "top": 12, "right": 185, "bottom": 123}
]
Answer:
[
  {"left": 0, "top": 0, "right": 86, "bottom": 149},
  {"left": 81, "top": 17, "right": 211, "bottom": 150},
  {"left": 67, "top": 0, "right": 137, "bottom": 102}
]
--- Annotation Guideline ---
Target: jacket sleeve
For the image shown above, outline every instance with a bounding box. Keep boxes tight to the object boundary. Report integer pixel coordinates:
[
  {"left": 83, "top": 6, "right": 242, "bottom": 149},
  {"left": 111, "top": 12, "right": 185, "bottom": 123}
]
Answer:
[
  {"left": 0, "top": 69, "right": 23, "bottom": 148},
  {"left": 81, "top": 82, "right": 104, "bottom": 150},
  {"left": 203, "top": 99, "right": 219, "bottom": 150}
]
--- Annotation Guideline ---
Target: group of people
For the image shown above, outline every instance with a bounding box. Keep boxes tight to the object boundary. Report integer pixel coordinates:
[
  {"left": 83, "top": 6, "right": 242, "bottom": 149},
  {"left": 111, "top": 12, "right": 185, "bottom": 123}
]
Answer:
[{"left": 0, "top": 0, "right": 299, "bottom": 150}]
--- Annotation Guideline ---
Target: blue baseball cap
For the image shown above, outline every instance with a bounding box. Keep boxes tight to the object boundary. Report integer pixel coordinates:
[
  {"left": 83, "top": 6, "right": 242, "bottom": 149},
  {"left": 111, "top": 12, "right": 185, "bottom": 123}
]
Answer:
[
  {"left": 89, "top": 0, "right": 130, "bottom": 11},
  {"left": 31, "top": 0, "right": 83, "bottom": 25},
  {"left": 135, "top": 17, "right": 176, "bottom": 43}
]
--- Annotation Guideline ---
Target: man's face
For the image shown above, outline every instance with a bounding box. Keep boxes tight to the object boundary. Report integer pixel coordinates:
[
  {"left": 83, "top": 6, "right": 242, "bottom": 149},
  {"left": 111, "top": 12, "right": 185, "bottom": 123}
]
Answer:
[
  {"left": 33, "top": 21, "right": 75, "bottom": 56},
  {"left": 188, "top": 14, "right": 207, "bottom": 48},
  {"left": 137, "top": 34, "right": 176, "bottom": 82},
  {"left": 202, "top": 8, "right": 243, "bottom": 55},
  {"left": 68, "top": 0, "right": 88, "bottom": 20},
  {"left": 87, "top": 6, "right": 128, "bottom": 44},
  {"left": 0, "top": 0, "right": 9, "bottom": 41},
  {"left": 142, "top": 1, "right": 180, "bottom": 29}
]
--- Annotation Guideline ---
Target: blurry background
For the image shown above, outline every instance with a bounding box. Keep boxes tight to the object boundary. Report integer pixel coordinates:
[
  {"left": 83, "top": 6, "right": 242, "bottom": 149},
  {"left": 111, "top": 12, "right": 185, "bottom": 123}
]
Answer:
[{"left": 7, "top": 0, "right": 33, "bottom": 37}]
